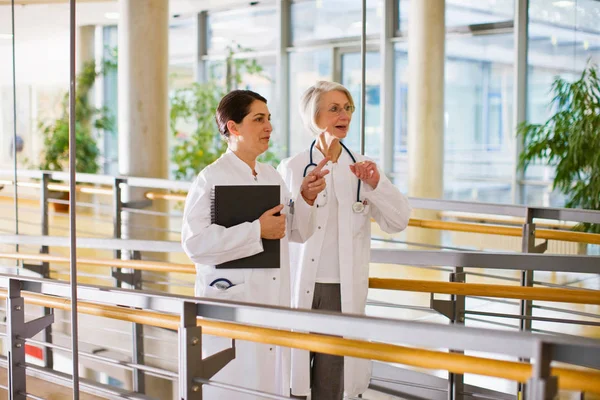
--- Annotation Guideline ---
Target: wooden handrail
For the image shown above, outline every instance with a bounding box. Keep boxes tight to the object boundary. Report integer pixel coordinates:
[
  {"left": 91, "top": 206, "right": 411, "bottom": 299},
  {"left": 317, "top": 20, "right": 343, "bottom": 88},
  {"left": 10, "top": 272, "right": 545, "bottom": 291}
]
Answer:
[
  {"left": 4, "top": 180, "right": 600, "bottom": 244},
  {"left": 369, "top": 278, "right": 600, "bottom": 305},
  {"left": 0, "top": 252, "right": 195, "bottom": 274},
  {"left": 0, "top": 289, "right": 597, "bottom": 393},
  {"left": 1, "top": 253, "right": 599, "bottom": 305},
  {"left": 145, "top": 191, "right": 186, "bottom": 201},
  {"left": 0, "top": 180, "right": 113, "bottom": 196},
  {"left": 441, "top": 211, "right": 577, "bottom": 230},
  {"left": 408, "top": 218, "right": 600, "bottom": 245}
]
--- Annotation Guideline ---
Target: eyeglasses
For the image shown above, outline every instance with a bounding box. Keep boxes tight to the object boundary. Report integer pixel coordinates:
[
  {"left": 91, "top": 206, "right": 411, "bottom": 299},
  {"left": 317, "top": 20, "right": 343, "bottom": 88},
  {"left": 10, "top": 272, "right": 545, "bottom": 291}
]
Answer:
[{"left": 326, "top": 104, "right": 356, "bottom": 115}]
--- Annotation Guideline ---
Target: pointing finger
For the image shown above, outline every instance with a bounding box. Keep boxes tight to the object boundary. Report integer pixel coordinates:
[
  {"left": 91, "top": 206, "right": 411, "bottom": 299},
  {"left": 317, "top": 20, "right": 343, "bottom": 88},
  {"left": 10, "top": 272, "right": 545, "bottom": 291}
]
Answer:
[{"left": 310, "top": 157, "right": 330, "bottom": 175}]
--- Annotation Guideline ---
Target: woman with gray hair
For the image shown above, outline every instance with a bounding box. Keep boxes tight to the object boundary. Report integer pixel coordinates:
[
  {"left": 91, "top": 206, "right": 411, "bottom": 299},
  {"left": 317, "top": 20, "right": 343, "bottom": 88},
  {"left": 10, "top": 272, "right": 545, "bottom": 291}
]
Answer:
[{"left": 278, "top": 81, "right": 411, "bottom": 399}]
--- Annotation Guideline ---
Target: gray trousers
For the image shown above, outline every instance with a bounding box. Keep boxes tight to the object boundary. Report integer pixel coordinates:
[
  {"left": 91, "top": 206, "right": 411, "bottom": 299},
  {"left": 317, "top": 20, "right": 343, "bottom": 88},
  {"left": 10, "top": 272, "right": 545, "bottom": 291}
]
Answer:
[{"left": 307, "top": 283, "right": 344, "bottom": 400}]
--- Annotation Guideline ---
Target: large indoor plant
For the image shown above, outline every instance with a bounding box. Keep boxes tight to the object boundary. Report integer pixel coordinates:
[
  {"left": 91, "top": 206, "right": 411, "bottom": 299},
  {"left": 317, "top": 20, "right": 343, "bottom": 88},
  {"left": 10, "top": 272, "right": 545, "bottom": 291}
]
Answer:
[
  {"left": 518, "top": 63, "right": 600, "bottom": 233},
  {"left": 170, "top": 44, "right": 279, "bottom": 182},
  {"left": 36, "top": 56, "right": 116, "bottom": 211}
]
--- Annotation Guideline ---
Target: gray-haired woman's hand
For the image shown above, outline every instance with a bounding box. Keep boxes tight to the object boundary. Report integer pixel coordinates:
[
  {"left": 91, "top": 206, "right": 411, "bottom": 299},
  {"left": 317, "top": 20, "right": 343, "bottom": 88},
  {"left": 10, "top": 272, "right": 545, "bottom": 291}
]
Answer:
[
  {"left": 350, "top": 160, "right": 380, "bottom": 189},
  {"left": 300, "top": 157, "right": 330, "bottom": 206}
]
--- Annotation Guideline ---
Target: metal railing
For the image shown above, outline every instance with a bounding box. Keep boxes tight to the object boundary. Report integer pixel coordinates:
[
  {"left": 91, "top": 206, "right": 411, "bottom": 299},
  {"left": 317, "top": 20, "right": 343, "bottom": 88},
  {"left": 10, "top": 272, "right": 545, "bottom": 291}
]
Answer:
[
  {"left": 0, "top": 272, "right": 598, "bottom": 399},
  {"left": 2, "top": 169, "right": 600, "bottom": 400}
]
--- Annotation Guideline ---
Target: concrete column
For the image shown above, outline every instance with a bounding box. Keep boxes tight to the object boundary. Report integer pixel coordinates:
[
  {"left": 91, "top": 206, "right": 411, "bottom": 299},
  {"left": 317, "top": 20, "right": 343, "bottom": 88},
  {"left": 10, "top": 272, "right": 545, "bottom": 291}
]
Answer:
[
  {"left": 117, "top": 0, "right": 170, "bottom": 299},
  {"left": 117, "top": 0, "right": 169, "bottom": 246},
  {"left": 118, "top": 0, "right": 169, "bottom": 183},
  {"left": 117, "top": 5, "right": 174, "bottom": 397},
  {"left": 407, "top": 0, "right": 445, "bottom": 246}
]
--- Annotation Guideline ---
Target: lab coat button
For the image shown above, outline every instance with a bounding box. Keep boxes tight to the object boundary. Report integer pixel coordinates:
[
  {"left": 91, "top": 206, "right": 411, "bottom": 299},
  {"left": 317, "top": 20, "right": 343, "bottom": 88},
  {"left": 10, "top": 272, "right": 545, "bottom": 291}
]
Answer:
[{"left": 273, "top": 277, "right": 276, "bottom": 280}]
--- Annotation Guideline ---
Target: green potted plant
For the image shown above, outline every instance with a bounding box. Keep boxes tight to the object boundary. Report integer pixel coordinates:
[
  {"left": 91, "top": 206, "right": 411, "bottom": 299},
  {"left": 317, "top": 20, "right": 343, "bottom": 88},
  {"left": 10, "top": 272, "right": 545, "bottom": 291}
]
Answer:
[
  {"left": 518, "top": 62, "right": 600, "bottom": 233},
  {"left": 170, "top": 44, "right": 280, "bottom": 182},
  {"left": 36, "top": 56, "right": 116, "bottom": 212}
]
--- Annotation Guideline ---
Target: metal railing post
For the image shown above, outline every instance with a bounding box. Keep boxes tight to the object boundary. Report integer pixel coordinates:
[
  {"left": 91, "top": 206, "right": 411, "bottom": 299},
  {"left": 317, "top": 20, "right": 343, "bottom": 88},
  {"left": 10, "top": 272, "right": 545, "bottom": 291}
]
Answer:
[
  {"left": 519, "top": 207, "right": 547, "bottom": 398},
  {"left": 131, "top": 250, "right": 145, "bottom": 393},
  {"left": 179, "top": 301, "right": 203, "bottom": 400},
  {"left": 40, "top": 172, "right": 54, "bottom": 369},
  {"left": 7, "top": 278, "right": 55, "bottom": 400},
  {"left": 112, "top": 177, "right": 124, "bottom": 288},
  {"left": 526, "top": 342, "right": 557, "bottom": 400},
  {"left": 448, "top": 267, "right": 465, "bottom": 400}
]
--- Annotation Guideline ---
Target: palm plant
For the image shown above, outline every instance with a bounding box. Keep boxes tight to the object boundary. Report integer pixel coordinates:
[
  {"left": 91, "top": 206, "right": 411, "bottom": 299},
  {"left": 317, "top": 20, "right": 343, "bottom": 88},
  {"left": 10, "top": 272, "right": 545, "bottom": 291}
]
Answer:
[{"left": 518, "top": 62, "right": 600, "bottom": 233}]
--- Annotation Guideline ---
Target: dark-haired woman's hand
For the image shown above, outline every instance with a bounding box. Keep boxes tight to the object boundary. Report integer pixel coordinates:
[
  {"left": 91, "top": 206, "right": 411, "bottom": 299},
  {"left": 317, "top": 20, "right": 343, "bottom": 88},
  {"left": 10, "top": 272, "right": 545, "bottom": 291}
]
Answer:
[
  {"left": 259, "top": 205, "right": 286, "bottom": 239},
  {"left": 301, "top": 158, "right": 330, "bottom": 205}
]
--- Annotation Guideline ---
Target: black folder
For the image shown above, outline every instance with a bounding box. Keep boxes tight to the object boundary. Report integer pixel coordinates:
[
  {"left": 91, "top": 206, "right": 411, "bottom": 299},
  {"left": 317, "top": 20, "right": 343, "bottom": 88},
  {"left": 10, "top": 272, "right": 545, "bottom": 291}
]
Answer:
[{"left": 211, "top": 185, "right": 281, "bottom": 269}]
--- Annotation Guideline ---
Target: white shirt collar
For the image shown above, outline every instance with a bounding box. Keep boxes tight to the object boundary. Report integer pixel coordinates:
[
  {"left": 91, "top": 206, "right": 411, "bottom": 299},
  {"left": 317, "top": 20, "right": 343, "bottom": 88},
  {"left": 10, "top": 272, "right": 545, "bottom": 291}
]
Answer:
[{"left": 225, "top": 148, "right": 263, "bottom": 176}]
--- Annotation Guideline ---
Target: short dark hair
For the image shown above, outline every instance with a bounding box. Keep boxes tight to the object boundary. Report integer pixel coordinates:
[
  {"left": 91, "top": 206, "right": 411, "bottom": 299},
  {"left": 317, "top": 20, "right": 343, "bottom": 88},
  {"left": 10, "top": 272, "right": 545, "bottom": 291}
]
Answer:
[{"left": 215, "top": 90, "right": 267, "bottom": 139}]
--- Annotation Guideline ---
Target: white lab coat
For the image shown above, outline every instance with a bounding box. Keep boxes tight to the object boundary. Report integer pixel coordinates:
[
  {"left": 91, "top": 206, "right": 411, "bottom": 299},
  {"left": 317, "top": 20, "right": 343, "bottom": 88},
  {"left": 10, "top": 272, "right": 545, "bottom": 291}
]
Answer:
[
  {"left": 278, "top": 146, "right": 411, "bottom": 397},
  {"left": 181, "top": 149, "right": 316, "bottom": 400}
]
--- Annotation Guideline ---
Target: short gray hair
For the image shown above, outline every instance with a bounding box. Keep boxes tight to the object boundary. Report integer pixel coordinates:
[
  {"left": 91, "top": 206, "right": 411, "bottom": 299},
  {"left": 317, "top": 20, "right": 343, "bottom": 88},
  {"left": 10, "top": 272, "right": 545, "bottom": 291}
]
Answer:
[{"left": 299, "top": 81, "right": 355, "bottom": 136}]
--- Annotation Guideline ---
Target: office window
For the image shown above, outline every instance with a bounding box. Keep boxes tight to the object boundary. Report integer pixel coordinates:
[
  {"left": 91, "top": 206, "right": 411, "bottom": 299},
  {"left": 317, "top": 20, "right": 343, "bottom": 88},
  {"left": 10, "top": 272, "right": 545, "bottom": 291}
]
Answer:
[
  {"left": 393, "top": 48, "right": 408, "bottom": 191},
  {"left": 207, "top": 56, "right": 280, "bottom": 150},
  {"left": 399, "top": 0, "right": 514, "bottom": 30},
  {"left": 289, "top": 50, "right": 332, "bottom": 155},
  {"left": 530, "top": 0, "right": 600, "bottom": 32},
  {"left": 169, "top": 17, "right": 195, "bottom": 90},
  {"left": 291, "top": 0, "right": 382, "bottom": 44},
  {"left": 524, "top": 0, "right": 600, "bottom": 204},
  {"left": 446, "top": 0, "right": 514, "bottom": 26},
  {"left": 445, "top": 34, "right": 514, "bottom": 203},
  {"left": 207, "top": 6, "right": 277, "bottom": 53},
  {"left": 340, "top": 51, "right": 382, "bottom": 163},
  {"left": 102, "top": 26, "right": 119, "bottom": 175},
  {"left": 394, "top": 35, "right": 514, "bottom": 202}
]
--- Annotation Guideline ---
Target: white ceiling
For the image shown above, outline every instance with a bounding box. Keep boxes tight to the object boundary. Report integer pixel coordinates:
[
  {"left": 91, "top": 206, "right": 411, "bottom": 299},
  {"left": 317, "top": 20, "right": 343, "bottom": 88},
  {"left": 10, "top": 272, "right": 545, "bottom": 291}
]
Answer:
[{"left": 0, "top": 0, "right": 262, "bottom": 39}]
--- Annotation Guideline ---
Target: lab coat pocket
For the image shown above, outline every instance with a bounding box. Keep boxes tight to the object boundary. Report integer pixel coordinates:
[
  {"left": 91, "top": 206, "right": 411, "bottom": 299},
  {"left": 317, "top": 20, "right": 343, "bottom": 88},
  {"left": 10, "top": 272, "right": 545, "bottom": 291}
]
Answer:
[
  {"left": 283, "top": 202, "right": 293, "bottom": 232},
  {"left": 352, "top": 205, "right": 371, "bottom": 237},
  {"left": 202, "top": 283, "right": 246, "bottom": 359},
  {"left": 204, "top": 283, "right": 247, "bottom": 302}
]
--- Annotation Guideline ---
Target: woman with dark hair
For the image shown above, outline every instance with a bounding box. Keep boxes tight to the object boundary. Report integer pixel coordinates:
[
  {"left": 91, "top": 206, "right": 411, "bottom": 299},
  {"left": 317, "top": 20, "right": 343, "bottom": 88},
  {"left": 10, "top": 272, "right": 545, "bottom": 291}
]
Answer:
[{"left": 182, "top": 90, "right": 329, "bottom": 399}]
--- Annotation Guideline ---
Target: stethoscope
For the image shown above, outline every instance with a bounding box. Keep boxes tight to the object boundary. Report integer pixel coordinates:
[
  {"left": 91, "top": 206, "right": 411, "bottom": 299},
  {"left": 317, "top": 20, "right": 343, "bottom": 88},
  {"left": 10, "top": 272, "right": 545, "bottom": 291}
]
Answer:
[{"left": 303, "top": 140, "right": 365, "bottom": 213}]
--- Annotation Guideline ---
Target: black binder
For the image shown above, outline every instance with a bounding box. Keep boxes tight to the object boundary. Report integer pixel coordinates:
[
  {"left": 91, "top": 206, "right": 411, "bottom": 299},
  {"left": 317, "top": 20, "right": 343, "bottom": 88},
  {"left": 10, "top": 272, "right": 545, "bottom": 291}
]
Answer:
[{"left": 211, "top": 185, "right": 281, "bottom": 269}]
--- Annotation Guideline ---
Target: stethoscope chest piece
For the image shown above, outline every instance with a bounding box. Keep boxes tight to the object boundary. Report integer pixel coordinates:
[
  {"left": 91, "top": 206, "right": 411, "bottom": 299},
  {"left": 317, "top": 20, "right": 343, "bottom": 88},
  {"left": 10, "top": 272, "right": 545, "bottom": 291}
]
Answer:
[
  {"left": 305, "top": 140, "right": 364, "bottom": 212},
  {"left": 352, "top": 201, "right": 365, "bottom": 213}
]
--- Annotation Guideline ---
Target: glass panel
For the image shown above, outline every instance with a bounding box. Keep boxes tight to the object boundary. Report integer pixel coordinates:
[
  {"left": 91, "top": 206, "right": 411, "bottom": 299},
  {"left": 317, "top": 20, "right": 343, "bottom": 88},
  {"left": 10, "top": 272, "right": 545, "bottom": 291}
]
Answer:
[
  {"left": 523, "top": 185, "right": 567, "bottom": 207},
  {"left": 444, "top": 34, "right": 514, "bottom": 203},
  {"left": 393, "top": 49, "right": 408, "bottom": 192},
  {"left": 291, "top": 0, "right": 382, "bottom": 44},
  {"left": 525, "top": 0, "right": 600, "bottom": 204},
  {"left": 446, "top": 0, "right": 514, "bottom": 26},
  {"left": 289, "top": 50, "right": 332, "bottom": 155},
  {"left": 0, "top": 6, "right": 69, "bottom": 173},
  {"left": 340, "top": 51, "right": 382, "bottom": 163},
  {"left": 530, "top": 0, "right": 600, "bottom": 32},
  {"left": 394, "top": 35, "right": 514, "bottom": 203},
  {"left": 169, "top": 17, "right": 195, "bottom": 69},
  {"left": 102, "top": 26, "right": 119, "bottom": 175},
  {"left": 207, "top": 56, "right": 280, "bottom": 153},
  {"left": 399, "top": 0, "right": 514, "bottom": 30},
  {"left": 207, "top": 6, "right": 277, "bottom": 53}
]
